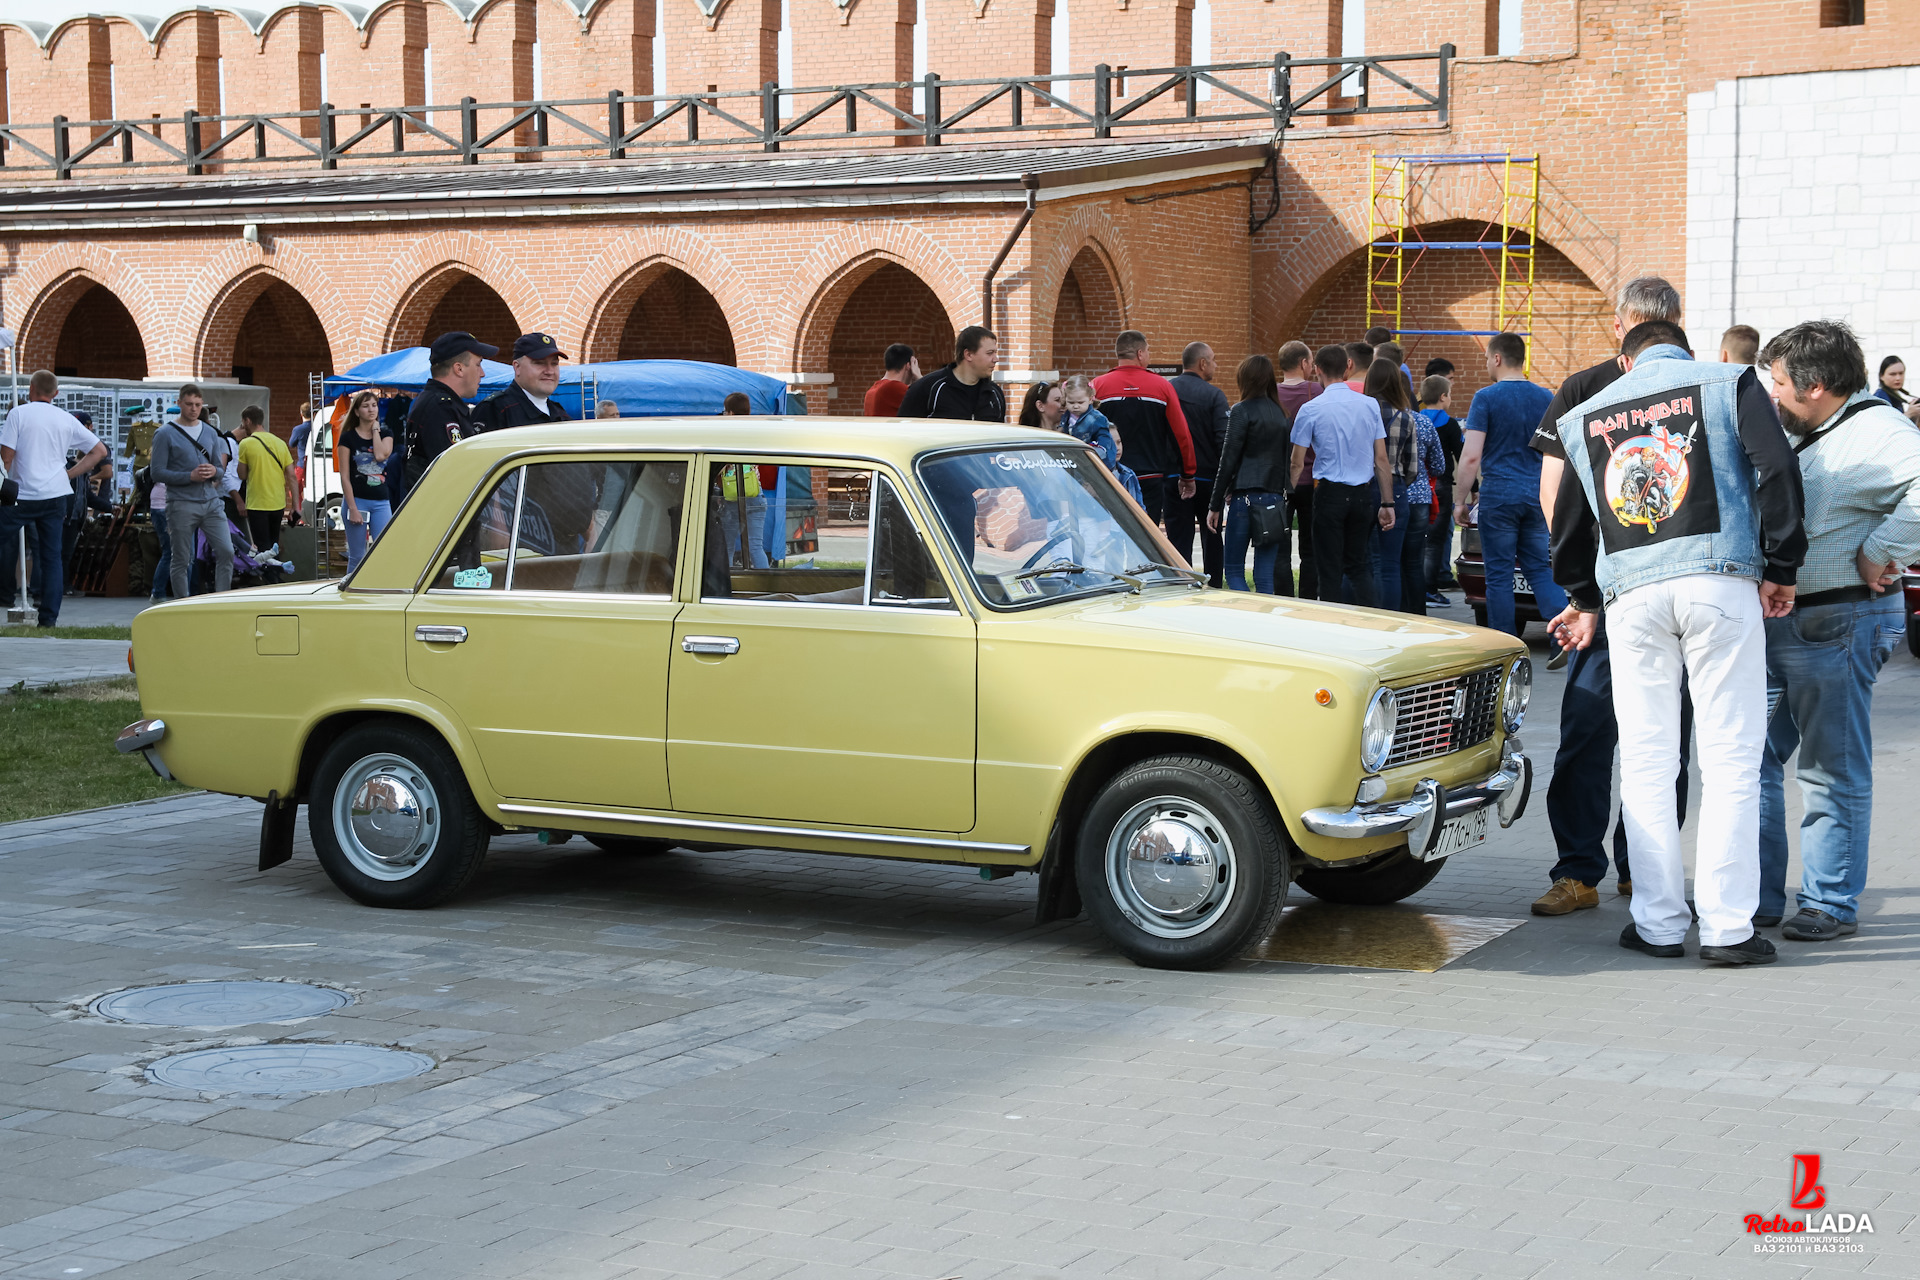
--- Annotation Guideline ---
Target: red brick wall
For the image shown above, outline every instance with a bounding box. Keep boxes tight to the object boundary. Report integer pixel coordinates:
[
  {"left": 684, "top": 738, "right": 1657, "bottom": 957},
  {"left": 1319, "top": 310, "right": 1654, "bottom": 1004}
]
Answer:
[
  {"left": 788, "top": 0, "right": 914, "bottom": 144},
  {"left": 426, "top": 0, "right": 535, "bottom": 149},
  {"left": 219, "top": 9, "right": 323, "bottom": 149},
  {"left": 615, "top": 271, "right": 739, "bottom": 364},
  {"left": 5, "top": 21, "right": 112, "bottom": 141},
  {"left": 321, "top": 3, "right": 426, "bottom": 127},
  {"left": 826, "top": 262, "right": 955, "bottom": 410},
  {"left": 52, "top": 284, "right": 149, "bottom": 380},
  {"left": 1050, "top": 246, "right": 1126, "bottom": 380},
  {"left": 229, "top": 283, "right": 335, "bottom": 434},
  {"left": 663, "top": 0, "right": 779, "bottom": 113},
  {"left": 539, "top": 0, "right": 654, "bottom": 151},
  {"left": 422, "top": 275, "right": 523, "bottom": 356}
]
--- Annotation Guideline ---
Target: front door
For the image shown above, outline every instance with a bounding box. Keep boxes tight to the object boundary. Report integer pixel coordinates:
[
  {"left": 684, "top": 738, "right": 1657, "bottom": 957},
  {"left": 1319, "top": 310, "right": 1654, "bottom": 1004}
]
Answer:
[
  {"left": 407, "top": 456, "right": 691, "bottom": 809},
  {"left": 667, "top": 464, "right": 976, "bottom": 833}
]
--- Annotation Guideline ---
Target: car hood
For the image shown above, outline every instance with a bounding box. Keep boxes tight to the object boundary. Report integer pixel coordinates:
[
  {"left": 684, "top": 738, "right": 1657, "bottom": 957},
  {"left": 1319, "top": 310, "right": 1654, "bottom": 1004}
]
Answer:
[{"left": 1024, "top": 587, "right": 1526, "bottom": 684}]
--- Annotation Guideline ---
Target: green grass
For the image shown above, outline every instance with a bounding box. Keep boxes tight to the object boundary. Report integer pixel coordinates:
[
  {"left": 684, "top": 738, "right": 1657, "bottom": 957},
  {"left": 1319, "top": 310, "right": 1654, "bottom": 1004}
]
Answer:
[
  {"left": 0, "top": 624, "right": 133, "bottom": 640},
  {"left": 0, "top": 676, "right": 188, "bottom": 823}
]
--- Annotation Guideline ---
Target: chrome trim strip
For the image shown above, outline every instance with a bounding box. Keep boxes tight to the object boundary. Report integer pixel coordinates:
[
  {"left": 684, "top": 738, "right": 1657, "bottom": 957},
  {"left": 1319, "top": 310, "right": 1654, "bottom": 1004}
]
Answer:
[
  {"left": 496, "top": 802, "right": 1030, "bottom": 857},
  {"left": 114, "top": 718, "right": 166, "bottom": 753},
  {"left": 1300, "top": 747, "right": 1530, "bottom": 854}
]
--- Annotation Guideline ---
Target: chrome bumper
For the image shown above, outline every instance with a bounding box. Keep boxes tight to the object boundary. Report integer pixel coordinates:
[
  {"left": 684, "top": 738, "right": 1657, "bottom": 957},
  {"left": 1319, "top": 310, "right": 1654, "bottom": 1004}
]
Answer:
[
  {"left": 114, "top": 718, "right": 173, "bottom": 781},
  {"left": 1300, "top": 742, "right": 1531, "bottom": 861}
]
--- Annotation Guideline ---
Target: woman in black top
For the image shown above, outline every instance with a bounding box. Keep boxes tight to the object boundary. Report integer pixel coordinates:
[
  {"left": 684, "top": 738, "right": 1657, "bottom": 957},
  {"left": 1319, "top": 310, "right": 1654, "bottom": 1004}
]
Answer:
[
  {"left": 336, "top": 390, "right": 395, "bottom": 571},
  {"left": 1208, "top": 355, "right": 1292, "bottom": 594}
]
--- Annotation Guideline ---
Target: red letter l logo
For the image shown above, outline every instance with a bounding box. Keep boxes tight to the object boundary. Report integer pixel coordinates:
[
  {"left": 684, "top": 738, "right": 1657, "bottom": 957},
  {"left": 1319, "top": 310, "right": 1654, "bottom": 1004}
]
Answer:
[{"left": 1791, "top": 1154, "right": 1826, "bottom": 1210}]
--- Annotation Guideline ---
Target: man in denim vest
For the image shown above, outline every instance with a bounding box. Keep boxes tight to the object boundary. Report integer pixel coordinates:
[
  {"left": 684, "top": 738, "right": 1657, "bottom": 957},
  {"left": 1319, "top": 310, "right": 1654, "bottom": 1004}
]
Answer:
[
  {"left": 1548, "top": 321, "right": 1806, "bottom": 965},
  {"left": 1755, "top": 321, "right": 1920, "bottom": 943}
]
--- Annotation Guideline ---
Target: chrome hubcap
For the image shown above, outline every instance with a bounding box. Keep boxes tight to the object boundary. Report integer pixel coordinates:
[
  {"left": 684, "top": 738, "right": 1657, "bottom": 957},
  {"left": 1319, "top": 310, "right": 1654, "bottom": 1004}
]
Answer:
[
  {"left": 1106, "top": 797, "right": 1238, "bottom": 939},
  {"left": 333, "top": 753, "right": 439, "bottom": 881}
]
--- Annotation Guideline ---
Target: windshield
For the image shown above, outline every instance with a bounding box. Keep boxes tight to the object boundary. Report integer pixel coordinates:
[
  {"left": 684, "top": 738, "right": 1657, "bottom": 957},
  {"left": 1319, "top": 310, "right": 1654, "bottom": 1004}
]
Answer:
[{"left": 918, "top": 443, "right": 1197, "bottom": 609}]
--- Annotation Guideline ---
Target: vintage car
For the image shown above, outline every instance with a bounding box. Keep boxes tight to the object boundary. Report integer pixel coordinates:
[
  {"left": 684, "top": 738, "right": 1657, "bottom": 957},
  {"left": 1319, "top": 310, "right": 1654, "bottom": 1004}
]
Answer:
[{"left": 118, "top": 421, "right": 1532, "bottom": 970}]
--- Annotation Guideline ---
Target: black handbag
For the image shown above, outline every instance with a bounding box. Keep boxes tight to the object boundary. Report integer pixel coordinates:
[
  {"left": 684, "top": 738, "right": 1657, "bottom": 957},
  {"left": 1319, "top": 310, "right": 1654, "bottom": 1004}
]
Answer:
[{"left": 1246, "top": 495, "right": 1288, "bottom": 548}]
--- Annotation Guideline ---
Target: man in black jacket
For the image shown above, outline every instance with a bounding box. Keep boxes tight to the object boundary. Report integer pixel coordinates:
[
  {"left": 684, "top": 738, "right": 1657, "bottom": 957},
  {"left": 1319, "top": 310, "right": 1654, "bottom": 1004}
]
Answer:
[
  {"left": 406, "top": 331, "right": 495, "bottom": 484},
  {"left": 1169, "top": 342, "right": 1230, "bottom": 586},
  {"left": 475, "top": 333, "right": 572, "bottom": 432},
  {"left": 897, "top": 326, "right": 1007, "bottom": 422}
]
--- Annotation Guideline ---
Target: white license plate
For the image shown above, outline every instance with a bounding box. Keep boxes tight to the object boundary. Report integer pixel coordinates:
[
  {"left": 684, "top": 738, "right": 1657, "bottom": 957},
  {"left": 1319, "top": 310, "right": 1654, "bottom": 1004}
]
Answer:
[
  {"left": 1512, "top": 570, "right": 1532, "bottom": 595},
  {"left": 1432, "top": 807, "right": 1490, "bottom": 859}
]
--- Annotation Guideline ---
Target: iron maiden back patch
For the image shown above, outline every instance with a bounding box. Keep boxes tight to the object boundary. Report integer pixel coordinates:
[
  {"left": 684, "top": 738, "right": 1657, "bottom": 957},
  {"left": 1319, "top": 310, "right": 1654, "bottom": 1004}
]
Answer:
[{"left": 1582, "top": 384, "right": 1721, "bottom": 553}]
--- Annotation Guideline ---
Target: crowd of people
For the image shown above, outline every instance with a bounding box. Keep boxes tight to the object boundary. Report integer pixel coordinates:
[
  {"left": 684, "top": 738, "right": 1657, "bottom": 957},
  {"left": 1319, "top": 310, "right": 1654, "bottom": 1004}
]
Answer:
[{"left": 871, "top": 282, "right": 1920, "bottom": 963}]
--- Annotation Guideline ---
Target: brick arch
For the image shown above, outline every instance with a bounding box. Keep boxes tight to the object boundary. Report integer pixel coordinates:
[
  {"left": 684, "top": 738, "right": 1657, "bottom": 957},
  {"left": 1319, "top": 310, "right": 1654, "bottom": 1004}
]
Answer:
[
  {"left": 569, "top": 230, "right": 757, "bottom": 364},
  {"left": 1031, "top": 206, "right": 1139, "bottom": 344},
  {"left": 1286, "top": 218, "right": 1614, "bottom": 398},
  {"left": 788, "top": 225, "right": 972, "bottom": 375},
  {"left": 1048, "top": 245, "right": 1127, "bottom": 379},
  {"left": 367, "top": 233, "right": 545, "bottom": 356},
  {"left": 10, "top": 244, "right": 164, "bottom": 375},
  {"left": 184, "top": 244, "right": 352, "bottom": 377}
]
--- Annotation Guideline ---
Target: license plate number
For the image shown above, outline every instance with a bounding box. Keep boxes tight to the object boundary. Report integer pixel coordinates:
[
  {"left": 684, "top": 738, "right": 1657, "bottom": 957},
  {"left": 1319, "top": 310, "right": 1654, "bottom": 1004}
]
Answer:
[
  {"left": 1432, "top": 808, "right": 1490, "bottom": 859},
  {"left": 1512, "top": 570, "right": 1532, "bottom": 595}
]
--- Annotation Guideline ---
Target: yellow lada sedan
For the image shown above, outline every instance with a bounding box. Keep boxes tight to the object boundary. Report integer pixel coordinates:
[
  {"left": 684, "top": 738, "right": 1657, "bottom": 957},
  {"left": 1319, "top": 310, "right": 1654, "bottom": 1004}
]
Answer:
[{"left": 117, "top": 420, "right": 1532, "bottom": 970}]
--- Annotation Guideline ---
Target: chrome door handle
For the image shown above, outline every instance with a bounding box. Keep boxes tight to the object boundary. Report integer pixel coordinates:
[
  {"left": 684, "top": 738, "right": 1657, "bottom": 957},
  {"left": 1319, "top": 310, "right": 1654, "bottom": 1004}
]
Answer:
[
  {"left": 681, "top": 635, "right": 740, "bottom": 655},
  {"left": 414, "top": 625, "right": 468, "bottom": 644}
]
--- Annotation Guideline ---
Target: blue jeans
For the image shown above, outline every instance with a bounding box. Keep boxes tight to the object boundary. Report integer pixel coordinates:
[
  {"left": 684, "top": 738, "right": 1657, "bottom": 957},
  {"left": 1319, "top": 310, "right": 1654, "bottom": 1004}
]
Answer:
[
  {"left": 1397, "top": 498, "right": 1431, "bottom": 614},
  {"left": 716, "top": 493, "right": 769, "bottom": 569},
  {"left": 1758, "top": 596, "right": 1902, "bottom": 923},
  {"left": 344, "top": 499, "right": 393, "bottom": 572},
  {"left": 1223, "top": 492, "right": 1287, "bottom": 594},
  {"left": 1477, "top": 497, "right": 1566, "bottom": 636},
  {"left": 1373, "top": 482, "right": 1413, "bottom": 611},
  {"left": 0, "top": 497, "right": 66, "bottom": 625}
]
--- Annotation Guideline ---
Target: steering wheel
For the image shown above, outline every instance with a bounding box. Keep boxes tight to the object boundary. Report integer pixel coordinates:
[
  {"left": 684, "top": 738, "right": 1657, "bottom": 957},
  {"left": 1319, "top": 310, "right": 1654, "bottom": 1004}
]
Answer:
[{"left": 1020, "top": 532, "right": 1075, "bottom": 572}]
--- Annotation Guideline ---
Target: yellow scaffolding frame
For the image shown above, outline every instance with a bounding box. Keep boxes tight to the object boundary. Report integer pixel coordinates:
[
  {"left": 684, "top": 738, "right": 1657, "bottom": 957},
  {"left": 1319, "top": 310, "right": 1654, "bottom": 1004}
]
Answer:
[{"left": 1366, "top": 152, "right": 1540, "bottom": 371}]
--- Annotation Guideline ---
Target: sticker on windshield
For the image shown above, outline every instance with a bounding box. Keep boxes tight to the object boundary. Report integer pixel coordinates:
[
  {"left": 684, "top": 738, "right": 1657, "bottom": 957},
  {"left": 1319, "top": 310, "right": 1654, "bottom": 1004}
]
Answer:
[
  {"left": 991, "top": 453, "right": 1076, "bottom": 471},
  {"left": 1000, "top": 574, "right": 1043, "bottom": 599},
  {"left": 453, "top": 567, "right": 493, "bottom": 589}
]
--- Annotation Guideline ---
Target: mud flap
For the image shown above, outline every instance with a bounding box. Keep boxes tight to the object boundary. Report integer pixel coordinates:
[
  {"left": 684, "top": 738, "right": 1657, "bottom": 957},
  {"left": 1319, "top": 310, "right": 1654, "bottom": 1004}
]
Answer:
[
  {"left": 259, "top": 790, "right": 298, "bottom": 871},
  {"left": 1033, "top": 820, "right": 1082, "bottom": 925}
]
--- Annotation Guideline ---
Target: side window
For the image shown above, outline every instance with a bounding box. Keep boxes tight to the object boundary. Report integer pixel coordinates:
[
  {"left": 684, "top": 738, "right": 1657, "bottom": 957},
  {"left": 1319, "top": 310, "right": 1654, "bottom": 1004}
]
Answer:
[
  {"left": 432, "top": 460, "right": 686, "bottom": 594},
  {"left": 432, "top": 469, "right": 519, "bottom": 591},
  {"left": 868, "top": 478, "right": 953, "bottom": 609},
  {"left": 704, "top": 462, "right": 871, "bottom": 605}
]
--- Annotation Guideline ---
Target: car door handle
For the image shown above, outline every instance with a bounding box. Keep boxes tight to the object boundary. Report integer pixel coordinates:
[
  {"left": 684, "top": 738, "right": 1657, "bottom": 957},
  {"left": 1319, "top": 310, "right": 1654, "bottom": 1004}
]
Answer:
[
  {"left": 682, "top": 635, "right": 740, "bottom": 656},
  {"left": 414, "top": 625, "right": 468, "bottom": 644}
]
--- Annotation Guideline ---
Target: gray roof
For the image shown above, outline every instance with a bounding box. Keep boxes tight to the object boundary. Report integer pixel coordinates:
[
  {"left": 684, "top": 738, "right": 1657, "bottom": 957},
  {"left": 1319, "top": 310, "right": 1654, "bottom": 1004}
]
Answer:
[{"left": 0, "top": 137, "right": 1271, "bottom": 228}]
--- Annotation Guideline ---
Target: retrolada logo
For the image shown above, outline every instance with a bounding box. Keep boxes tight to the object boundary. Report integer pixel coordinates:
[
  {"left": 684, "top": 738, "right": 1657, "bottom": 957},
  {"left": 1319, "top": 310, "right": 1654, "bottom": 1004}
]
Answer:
[
  {"left": 991, "top": 453, "right": 1076, "bottom": 471},
  {"left": 1743, "top": 1155, "right": 1873, "bottom": 1255}
]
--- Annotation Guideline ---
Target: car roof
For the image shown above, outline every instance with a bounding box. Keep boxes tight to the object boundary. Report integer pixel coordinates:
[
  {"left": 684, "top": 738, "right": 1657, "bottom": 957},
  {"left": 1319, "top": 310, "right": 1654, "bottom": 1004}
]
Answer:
[{"left": 449, "top": 416, "right": 1069, "bottom": 467}]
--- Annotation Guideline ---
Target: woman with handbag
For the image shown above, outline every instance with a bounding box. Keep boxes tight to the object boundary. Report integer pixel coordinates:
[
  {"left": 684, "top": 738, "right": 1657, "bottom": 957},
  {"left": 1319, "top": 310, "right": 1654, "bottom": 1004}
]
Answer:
[{"left": 1208, "top": 355, "right": 1293, "bottom": 594}]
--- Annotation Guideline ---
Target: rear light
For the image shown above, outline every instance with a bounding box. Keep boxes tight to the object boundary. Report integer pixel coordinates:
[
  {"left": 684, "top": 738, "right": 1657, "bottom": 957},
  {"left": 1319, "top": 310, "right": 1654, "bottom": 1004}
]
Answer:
[{"left": 127, "top": 646, "right": 135, "bottom": 673}]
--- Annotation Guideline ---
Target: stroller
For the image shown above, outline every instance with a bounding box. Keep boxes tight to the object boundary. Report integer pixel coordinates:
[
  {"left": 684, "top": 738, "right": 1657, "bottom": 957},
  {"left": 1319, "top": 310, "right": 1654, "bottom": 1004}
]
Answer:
[{"left": 192, "top": 514, "right": 294, "bottom": 591}]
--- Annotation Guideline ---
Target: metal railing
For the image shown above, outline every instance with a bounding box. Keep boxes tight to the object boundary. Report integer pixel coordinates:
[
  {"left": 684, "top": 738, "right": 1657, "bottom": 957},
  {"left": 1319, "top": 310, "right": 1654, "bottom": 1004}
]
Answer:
[{"left": 0, "top": 47, "right": 1453, "bottom": 180}]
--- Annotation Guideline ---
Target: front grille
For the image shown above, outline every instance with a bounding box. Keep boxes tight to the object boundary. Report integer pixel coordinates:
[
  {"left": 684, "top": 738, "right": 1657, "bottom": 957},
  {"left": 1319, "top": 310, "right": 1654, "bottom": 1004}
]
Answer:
[{"left": 1385, "top": 667, "right": 1502, "bottom": 769}]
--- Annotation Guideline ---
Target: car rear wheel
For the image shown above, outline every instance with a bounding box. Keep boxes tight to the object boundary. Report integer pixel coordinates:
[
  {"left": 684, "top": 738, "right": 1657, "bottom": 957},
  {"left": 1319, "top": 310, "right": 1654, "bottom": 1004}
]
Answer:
[
  {"left": 310, "top": 722, "right": 489, "bottom": 908},
  {"left": 1075, "top": 755, "right": 1289, "bottom": 970},
  {"left": 1294, "top": 849, "right": 1446, "bottom": 905},
  {"left": 586, "top": 834, "right": 676, "bottom": 856}
]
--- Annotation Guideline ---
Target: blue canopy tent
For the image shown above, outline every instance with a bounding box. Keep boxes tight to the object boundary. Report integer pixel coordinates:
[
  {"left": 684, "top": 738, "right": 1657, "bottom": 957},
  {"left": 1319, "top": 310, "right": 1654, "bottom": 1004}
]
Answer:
[{"left": 322, "top": 350, "right": 788, "bottom": 418}]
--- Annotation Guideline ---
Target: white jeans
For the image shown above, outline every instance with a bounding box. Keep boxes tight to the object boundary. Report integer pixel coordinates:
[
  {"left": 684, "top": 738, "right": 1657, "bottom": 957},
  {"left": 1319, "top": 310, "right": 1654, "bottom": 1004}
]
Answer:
[{"left": 1606, "top": 573, "right": 1767, "bottom": 947}]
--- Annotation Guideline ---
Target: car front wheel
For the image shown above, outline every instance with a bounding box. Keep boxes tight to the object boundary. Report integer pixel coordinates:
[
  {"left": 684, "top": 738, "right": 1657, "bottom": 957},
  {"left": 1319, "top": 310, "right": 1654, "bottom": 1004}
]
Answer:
[
  {"left": 310, "top": 721, "right": 489, "bottom": 908},
  {"left": 1294, "top": 849, "right": 1446, "bottom": 905},
  {"left": 1075, "top": 755, "right": 1289, "bottom": 970}
]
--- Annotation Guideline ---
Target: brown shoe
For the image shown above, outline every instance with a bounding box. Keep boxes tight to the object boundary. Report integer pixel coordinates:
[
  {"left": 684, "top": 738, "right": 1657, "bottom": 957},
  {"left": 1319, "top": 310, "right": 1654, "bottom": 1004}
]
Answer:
[
  {"left": 1618, "top": 879, "right": 1632, "bottom": 896},
  {"left": 1532, "top": 878, "right": 1600, "bottom": 915}
]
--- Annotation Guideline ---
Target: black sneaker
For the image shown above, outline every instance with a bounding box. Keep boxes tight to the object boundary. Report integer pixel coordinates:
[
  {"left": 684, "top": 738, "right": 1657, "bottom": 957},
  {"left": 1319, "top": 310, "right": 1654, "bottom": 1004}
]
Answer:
[
  {"left": 1752, "top": 913, "right": 1782, "bottom": 928},
  {"left": 1619, "top": 923, "right": 1684, "bottom": 958},
  {"left": 1780, "top": 908, "right": 1857, "bottom": 941},
  {"left": 1700, "top": 934, "right": 1778, "bottom": 965}
]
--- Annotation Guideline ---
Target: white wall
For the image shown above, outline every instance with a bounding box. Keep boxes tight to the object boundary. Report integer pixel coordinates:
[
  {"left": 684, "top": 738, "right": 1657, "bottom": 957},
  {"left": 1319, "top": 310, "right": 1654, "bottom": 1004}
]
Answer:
[{"left": 1688, "top": 65, "right": 1920, "bottom": 376}]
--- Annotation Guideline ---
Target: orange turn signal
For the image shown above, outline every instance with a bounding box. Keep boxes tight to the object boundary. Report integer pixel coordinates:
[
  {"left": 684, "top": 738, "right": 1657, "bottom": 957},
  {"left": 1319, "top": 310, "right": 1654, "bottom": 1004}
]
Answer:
[{"left": 1314, "top": 688, "right": 1332, "bottom": 706}]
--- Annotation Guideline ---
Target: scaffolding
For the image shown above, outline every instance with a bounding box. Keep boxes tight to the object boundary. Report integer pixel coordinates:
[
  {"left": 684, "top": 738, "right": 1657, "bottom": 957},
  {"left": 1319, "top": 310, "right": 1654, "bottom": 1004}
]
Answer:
[{"left": 1366, "top": 152, "right": 1540, "bottom": 370}]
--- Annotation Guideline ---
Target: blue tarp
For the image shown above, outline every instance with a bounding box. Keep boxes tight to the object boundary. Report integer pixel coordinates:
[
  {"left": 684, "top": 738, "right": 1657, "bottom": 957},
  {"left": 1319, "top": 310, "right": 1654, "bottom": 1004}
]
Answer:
[{"left": 322, "top": 350, "right": 787, "bottom": 418}]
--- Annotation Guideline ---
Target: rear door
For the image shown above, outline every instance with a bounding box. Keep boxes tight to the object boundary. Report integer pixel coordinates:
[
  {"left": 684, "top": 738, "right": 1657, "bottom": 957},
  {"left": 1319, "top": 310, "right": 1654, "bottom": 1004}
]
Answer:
[
  {"left": 406, "top": 455, "right": 690, "bottom": 809},
  {"left": 666, "top": 462, "right": 977, "bottom": 832}
]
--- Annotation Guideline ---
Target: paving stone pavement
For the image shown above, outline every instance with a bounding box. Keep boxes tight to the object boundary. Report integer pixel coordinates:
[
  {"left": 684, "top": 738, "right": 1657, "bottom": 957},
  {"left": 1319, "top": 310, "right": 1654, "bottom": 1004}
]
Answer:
[
  {"left": 2, "top": 640, "right": 1918, "bottom": 1279},
  {"left": 0, "top": 640, "right": 135, "bottom": 690}
]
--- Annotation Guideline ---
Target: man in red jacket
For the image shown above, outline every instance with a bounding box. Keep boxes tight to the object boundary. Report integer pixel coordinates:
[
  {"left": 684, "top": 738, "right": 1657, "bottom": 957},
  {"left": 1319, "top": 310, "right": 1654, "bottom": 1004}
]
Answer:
[{"left": 1091, "top": 330, "right": 1196, "bottom": 524}]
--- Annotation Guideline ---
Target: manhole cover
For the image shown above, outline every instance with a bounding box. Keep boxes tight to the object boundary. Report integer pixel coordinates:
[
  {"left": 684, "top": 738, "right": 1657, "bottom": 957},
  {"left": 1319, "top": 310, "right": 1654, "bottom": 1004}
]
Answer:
[
  {"left": 146, "top": 1044, "right": 433, "bottom": 1095},
  {"left": 92, "top": 981, "right": 351, "bottom": 1027}
]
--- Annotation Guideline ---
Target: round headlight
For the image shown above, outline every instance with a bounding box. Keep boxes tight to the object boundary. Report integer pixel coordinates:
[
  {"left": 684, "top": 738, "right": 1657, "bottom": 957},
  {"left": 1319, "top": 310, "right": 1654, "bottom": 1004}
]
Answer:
[
  {"left": 1502, "top": 657, "right": 1532, "bottom": 732},
  {"left": 1361, "top": 686, "right": 1399, "bottom": 773}
]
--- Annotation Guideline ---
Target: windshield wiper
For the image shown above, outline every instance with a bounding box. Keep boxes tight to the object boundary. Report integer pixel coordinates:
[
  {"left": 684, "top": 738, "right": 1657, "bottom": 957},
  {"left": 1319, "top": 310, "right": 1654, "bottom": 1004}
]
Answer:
[
  {"left": 1014, "top": 561, "right": 1144, "bottom": 594},
  {"left": 1123, "top": 561, "right": 1208, "bottom": 587}
]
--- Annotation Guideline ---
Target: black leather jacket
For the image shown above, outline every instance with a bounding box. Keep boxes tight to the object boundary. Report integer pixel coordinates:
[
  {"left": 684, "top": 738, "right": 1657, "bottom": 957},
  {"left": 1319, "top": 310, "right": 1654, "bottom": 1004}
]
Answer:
[{"left": 1211, "top": 396, "right": 1292, "bottom": 512}]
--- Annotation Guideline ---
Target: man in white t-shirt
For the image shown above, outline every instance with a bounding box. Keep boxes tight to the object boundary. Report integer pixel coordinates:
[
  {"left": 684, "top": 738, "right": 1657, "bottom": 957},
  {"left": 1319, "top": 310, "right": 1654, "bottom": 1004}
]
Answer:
[{"left": 0, "top": 369, "right": 107, "bottom": 625}]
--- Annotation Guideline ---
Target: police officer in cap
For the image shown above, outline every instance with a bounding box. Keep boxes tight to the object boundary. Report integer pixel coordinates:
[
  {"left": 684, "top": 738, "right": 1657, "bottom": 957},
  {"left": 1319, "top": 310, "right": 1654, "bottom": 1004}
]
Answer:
[
  {"left": 474, "top": 333, "right": 572, "bottom": 432},
  {"left": 407, "top": 331, "right": 496, "bottom": 475}
]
